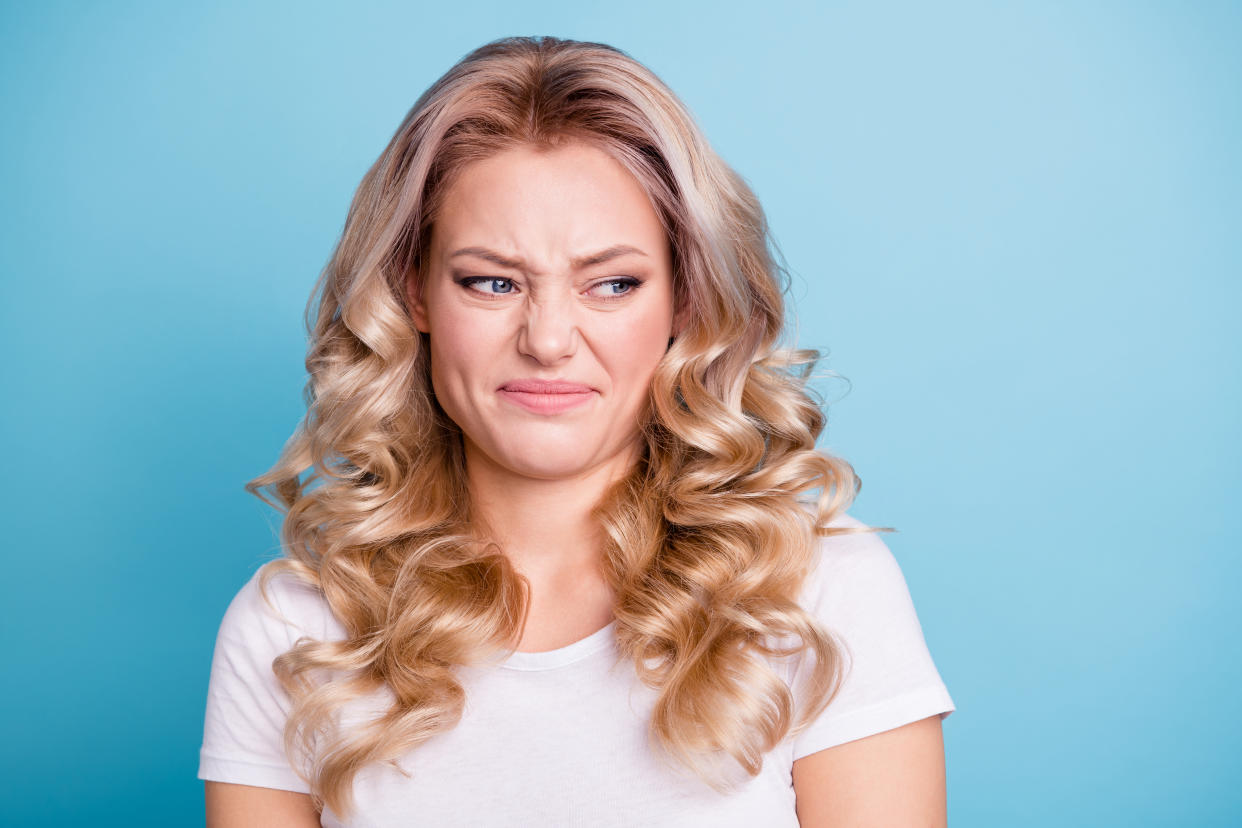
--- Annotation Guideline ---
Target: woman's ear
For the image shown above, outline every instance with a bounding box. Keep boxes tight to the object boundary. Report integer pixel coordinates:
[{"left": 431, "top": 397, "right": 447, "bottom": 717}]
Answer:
[
  {"left": 671, "top": 302, "right": 690, "bottom": 340},
  {"left": 406, "top": 271, "right": 430, "bottom": 334}
]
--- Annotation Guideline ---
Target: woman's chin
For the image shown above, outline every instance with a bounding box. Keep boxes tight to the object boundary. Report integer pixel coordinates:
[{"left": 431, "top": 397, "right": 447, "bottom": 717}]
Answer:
[
  {"left": 461, "top": 426, "right": 642, "bottom": 483},
  {"left": 498, "top": 453, "right": 601, "bottom": 482}
]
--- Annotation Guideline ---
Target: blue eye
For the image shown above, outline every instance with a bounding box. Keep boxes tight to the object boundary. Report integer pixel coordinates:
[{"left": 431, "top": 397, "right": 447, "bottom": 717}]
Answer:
[
  {"left": 459, "top": 277, "right": 514, "bottom": 295},
  {"left": 454, "top": 275, "right": 643, "bottom": 300},
  {"left": 590, "top": 277, "right": 642, "bottom": 299}
]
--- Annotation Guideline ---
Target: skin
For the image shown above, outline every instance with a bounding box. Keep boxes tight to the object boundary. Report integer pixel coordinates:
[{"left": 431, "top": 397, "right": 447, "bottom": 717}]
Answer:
[
  {"left": 792, "top": 715, "right": 948, "bottom": 827},
  {"left": 206, "top": 140, "right": 948, "bottom": 826},
  {"left": 205, "top": 784, "right": 320, "bottom": 827},
  {"left": 408, "top": 140, "right": 681, "bottom": 652}
]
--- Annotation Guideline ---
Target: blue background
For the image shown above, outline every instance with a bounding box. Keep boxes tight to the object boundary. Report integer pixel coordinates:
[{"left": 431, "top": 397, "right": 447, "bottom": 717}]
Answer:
[{"left": 2, "top": 1, "right": 1238, "bottom": 825}]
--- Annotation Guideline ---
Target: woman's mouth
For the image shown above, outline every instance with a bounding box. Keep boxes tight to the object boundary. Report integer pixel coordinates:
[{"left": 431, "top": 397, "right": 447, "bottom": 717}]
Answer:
[{"left": 498, "top": 379, "right": 597, "bottom": 415}]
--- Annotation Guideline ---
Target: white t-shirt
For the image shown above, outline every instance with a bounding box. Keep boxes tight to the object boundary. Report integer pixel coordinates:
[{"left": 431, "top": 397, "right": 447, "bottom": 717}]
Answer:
[{"left": 198, "top": 511, "right": 955, "bottom": 827}]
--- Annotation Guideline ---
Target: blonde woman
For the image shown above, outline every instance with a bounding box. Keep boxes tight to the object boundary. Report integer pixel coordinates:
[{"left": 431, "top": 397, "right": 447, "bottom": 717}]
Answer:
[{"left": 198, "top": 36, "right": 956, "bottom": 827}]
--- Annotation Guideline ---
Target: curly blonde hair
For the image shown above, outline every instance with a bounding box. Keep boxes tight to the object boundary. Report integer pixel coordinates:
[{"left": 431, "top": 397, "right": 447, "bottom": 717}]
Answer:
[{"left": 248, "top": 35, "right": 877, "bottom": 820}]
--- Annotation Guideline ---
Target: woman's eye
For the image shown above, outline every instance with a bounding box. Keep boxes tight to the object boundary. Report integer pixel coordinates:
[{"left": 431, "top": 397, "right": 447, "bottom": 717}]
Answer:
[
  {"left": 461, "top": 277, "right": 515, "bottom": 295},
  {"left": 588, "top": 277, "right": 641, "bottom": 299},
  {"left": 456, "top": 276, "right": 641, "bottom": 300}
]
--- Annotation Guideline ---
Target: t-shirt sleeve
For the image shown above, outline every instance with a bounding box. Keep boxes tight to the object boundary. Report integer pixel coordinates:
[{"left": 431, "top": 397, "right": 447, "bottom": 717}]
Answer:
[
  {"left": 197, "top": 565, "right": 320, "bottom": 793},
  {"left": 788, "top": 514, "right": 956, "bottom": 760}
]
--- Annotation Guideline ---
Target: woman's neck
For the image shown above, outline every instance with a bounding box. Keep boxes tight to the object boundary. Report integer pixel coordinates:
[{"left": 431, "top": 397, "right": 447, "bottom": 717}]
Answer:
[{"left": 462, "top": 437, "right": 639, "bottom": 580}]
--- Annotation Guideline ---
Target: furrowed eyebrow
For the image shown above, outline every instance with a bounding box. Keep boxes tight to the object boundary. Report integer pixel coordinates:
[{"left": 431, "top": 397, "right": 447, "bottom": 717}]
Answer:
[
  {"left": 449, "top": 244, "right": 647, "bottom": 271},
  {"left": 572, "top": 244, "right": 647, "bottom": 269}
]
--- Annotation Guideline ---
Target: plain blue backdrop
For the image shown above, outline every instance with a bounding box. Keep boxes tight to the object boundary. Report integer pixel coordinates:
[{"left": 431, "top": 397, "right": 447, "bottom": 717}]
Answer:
[{"left": 1, "top": 1, "right": 1238, "bottom": 825}]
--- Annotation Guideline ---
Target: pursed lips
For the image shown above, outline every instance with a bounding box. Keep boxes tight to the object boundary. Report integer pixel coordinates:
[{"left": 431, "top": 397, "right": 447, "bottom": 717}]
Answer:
[
  {"left": 499, "top": 378, "right": 596, "bottom": 394},
  {"left": 497, "top": 378, "right": 597, "bottom": 414}
]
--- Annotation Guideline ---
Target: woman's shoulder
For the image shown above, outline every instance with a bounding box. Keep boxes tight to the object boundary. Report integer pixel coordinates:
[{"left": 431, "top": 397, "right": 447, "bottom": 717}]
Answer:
[
  {"left": 789, "top": 503, "right": 942, "bottom": 680},
  {"left": 785, "top": 502, "right": 956, "bottom": 757},
  {"left": 794, "top": 502, "right": 908, "bottom": 610},
  {"left": 215, "top": 560, "right": 346, "bottom": 649},
  {"left": 200, "top": 562, "right": 338, "bottom": 794}
]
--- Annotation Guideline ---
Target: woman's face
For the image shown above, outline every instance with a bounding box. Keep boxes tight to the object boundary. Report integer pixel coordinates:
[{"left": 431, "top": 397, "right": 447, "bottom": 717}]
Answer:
[{"left": 408, "top": 140, "right": 679, "bottom": 483}]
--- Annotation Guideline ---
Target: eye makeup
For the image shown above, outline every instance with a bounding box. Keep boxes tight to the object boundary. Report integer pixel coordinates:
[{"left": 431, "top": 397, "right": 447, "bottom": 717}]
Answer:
[
  {"left": 455, "top": 276, "right": 517, "bottom": 296},
  {"left": 586, "top": 276, "right": 643, "bottom": 299},
  {"left": 452, "top": 274, "right": 644, "bottom": 301}
]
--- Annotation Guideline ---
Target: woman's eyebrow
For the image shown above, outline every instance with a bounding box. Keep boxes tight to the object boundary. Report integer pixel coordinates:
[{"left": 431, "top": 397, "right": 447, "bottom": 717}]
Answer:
[{"left": 449, "top": 244, "right": 647, "bottom": 271}]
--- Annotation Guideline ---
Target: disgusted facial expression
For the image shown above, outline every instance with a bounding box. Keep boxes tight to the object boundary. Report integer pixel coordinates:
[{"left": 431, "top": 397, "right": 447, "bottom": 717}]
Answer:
[{"left": 408, "top": 140, "right": 679, "bottom": 484}]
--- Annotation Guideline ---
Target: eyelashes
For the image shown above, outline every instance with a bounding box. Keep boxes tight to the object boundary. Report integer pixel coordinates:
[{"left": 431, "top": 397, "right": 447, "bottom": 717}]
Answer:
[
  {"left": 453, "top": 275, "right": 643, "bottom": 301},
  {"left": 455, "top": 277, "right": 516, "bottom": 296},
  {"left": 589, "top": 276, "right": 643, "bottom": 298}
]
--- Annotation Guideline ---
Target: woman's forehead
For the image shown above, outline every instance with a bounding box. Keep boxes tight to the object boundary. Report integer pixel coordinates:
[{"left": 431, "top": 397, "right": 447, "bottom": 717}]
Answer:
[{"left": 430, "top": 144, "right": 668, "bottom": 273}]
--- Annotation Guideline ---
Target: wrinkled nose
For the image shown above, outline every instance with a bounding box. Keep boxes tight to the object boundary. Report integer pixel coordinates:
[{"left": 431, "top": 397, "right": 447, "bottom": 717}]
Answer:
[{"left": 517, "top": 297, "right": 579, "bottom": 365}]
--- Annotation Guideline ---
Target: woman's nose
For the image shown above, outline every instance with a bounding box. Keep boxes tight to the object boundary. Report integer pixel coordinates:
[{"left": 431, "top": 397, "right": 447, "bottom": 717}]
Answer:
[{"left": 517, "top": 297, "right": 579, "bottom": 365}]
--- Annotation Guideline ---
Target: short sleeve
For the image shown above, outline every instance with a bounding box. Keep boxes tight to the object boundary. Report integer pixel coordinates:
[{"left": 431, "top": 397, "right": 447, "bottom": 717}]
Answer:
[
  {"left": 198, "top": 565, "right": 327, "bottom": 793},
  {"left": 788, "top": 514, "right": 955, "bottom": 760}
]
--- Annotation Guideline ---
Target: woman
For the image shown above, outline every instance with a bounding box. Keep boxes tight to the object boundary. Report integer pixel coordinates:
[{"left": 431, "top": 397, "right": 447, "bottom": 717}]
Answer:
[{"left": 199, "top": 35, "right": 955, "bottom": 827}]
